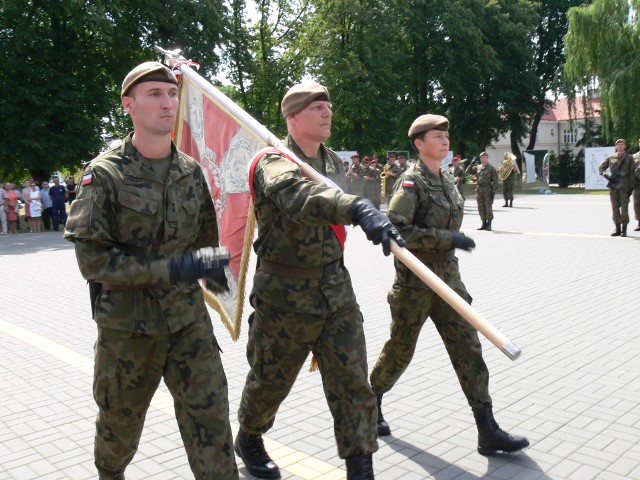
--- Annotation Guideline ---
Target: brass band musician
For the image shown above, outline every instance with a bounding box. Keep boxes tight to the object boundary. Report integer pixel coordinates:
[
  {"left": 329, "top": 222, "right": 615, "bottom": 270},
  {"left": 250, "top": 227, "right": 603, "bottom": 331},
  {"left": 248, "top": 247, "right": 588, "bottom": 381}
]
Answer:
[{"left": 498, "top": 152, "right": 520, "bottom": 207}]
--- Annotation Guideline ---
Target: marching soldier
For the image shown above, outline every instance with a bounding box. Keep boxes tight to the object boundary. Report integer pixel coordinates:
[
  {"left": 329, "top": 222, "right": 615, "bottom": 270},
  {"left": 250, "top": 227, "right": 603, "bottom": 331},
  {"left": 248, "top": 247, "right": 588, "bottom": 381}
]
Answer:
[
  {"left": 370, "top": 114, "right": 529, "bottom": 456},
  {"left": 64, "top": 62, "right": 238, "bottom": 480},
  {"left": 235, "top": 82, "right": 405, "bottom": 480},
  {"left": 468, "top": 152, "right": 498, "bottom": 230},
  {"left": 599, "top": 139, "right": 636, "bottom": 237}
]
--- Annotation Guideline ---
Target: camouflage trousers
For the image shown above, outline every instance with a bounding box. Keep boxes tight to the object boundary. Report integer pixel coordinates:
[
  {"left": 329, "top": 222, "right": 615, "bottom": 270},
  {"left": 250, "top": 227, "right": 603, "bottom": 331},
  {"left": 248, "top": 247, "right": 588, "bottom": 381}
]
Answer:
[
  {"left": 609, "top": 188, "right": 631, "bottom": 224},
  {"left": 633, "top": 188, "right": 640, "bottom": 222},
  {"left": 502, "top": 179, "right": 515, "bottom": 202},
  {"left": 93, "top": 317, "right": 238, "bottom": 480},
  {"left": 476, "top": 190, "right": 494, "bottom": 222},
  {"left": 238, "top": 270, "right": 378, "bottom": 459},
  {"left": 370, "top": 265, "right": 492, "bottom": 410}
]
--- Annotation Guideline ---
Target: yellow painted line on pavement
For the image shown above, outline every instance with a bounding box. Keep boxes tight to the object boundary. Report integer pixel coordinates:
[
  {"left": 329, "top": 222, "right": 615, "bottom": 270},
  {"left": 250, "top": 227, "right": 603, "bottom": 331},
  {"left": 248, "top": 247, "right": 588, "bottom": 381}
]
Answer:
[{"left": 0, "top": 319, "right": 346, "bottom": 480}]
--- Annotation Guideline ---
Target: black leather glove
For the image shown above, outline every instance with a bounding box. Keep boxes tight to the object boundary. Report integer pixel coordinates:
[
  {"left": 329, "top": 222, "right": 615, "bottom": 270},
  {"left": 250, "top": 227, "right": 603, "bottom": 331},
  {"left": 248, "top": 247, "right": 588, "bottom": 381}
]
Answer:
[
  {"left": 203, "top": 267, "right": 230, "bottom": 294},
  {"left": 168, "top": 247, "right": 230, "bottom": 284},
  {"left": 451, "top": 232, "right": 476, "bottom": 251},
  {"left": 348, "top": 198, "right": 406, "bottom": 256}
]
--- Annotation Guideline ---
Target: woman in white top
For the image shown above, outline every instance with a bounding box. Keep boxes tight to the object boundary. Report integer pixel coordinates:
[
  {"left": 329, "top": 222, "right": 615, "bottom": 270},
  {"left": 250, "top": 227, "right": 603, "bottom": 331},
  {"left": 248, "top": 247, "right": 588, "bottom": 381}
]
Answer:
[{"left": 28, "top": 183, "right": 42, "bottom": 232}]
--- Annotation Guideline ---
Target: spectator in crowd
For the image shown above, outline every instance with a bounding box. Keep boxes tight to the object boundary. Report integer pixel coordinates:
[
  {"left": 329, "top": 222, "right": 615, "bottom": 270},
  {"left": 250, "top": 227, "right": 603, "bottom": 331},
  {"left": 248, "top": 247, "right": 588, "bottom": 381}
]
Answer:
[
  {"left": 21, "top": 179, "right": 34, "bottom": 228},
  {"left": 4, "top": 183, "right": 18, "bottom": 234},
  {"left": 0, "top": 182, "right": 7, "bottom": 235},
  {"left": 49, "top": 175, "right": 67, "bottom": 231},
  {"left": 28, "top": 182, "right": 43, "bottom": 233},
  {"left": 40, "top": 181, "right": 53, "bottom": 230},
  {"left": 66, "top": 176, "right": 77, "bottom": 204}
]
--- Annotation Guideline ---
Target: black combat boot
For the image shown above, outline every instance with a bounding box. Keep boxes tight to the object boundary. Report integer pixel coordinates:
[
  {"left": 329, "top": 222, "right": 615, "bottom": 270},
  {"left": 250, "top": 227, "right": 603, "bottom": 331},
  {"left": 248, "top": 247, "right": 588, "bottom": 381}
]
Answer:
[
  {"left": 376, "top": 394, "right": 391, "bottom": 437},
  {"left": 485, "top": 221, "right": 492, "bottom": 231},
  {"left": 502, "top": 201, "right": 508, "bottom": 207},
  {"left": 99, "top": 473, "right": 125, "bottom": 480},
  {"left": 234, "top": 428, "right": 281, "bottom": 479},
  {"left": 509, "top": 199, "right": 513, "bottom": 207},
  {"left": 621, "top": 224, "right": 628, "bottom": 237},
  {"left": 477, "top": 221, "right": 486, "bottom": 230},
  {"left": 345, "top": 454, "right": 374, "bottom": 480},
  {"left": 611, "top": 224, "right": 622, "bottom": 236},
  {"left": 635, "top": 222, "right": 640, "bottom": 231},
  {"left": 473, "top": 407, "right": 529, "bottom": 456}
]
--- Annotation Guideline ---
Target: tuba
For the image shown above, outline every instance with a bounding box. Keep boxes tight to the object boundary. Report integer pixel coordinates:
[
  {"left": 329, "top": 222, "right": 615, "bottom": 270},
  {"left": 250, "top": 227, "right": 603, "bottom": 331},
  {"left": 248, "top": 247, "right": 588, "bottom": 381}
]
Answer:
[{"left": 498, "top": 152, "right": 517, "bottom": 181}]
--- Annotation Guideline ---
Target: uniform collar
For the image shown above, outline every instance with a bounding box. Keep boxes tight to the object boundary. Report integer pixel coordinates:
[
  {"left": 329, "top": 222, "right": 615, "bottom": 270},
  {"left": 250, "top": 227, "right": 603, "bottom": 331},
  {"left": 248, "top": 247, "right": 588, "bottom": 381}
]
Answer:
[{"left": 120, "top": 133, "right": 193, "bottom": 182}]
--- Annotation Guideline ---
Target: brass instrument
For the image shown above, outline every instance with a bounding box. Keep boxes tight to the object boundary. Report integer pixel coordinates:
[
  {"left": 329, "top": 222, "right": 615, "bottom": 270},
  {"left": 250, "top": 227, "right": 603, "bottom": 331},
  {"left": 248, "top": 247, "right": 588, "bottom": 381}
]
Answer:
[
  {"left": 498, "top": 152, "right": 518, "bottom": 181},
  {"left": 380, "top": 164, "right": 390, "bottom": 198}
]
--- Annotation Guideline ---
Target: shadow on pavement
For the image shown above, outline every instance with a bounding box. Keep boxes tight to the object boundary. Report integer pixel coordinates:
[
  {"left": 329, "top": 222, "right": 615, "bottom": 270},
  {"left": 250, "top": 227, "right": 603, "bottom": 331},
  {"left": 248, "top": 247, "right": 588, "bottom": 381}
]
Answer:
[{"left": 384, "top": 437, "right": 552, "bottom": 480}]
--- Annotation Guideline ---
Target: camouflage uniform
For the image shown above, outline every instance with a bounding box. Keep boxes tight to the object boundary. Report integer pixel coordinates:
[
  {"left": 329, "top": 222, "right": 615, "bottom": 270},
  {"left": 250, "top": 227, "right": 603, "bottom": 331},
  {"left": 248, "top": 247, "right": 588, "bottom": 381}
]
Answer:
[
  {"left": 64, "top": 134, "right": 238, "bottom": 480},
  {"left": 370, "top": 162, "right": 491, "bottom": 409},
  {"left": 363, "top": 164, "right": 381, "bottom": 209},
  {"left": 348, "top": 162, "right": 366, "bottom": 197},
  {"left": 599, "top": 152, "right": 636, "bottom": 225},
  {"left": 472, "top": 163, "right": 498, "bottom": 223},
  {"left": 384, "top": 163, "right": 402, "bottom": 202},
  {"left": 450, "top": 164, "right": 466, "bottom": 198},
  {"left": 501, "top": 168, "right": 516, "bottom": 204},
  {"left": 238, "top": 134, "right": 378, "bottom": 459}
]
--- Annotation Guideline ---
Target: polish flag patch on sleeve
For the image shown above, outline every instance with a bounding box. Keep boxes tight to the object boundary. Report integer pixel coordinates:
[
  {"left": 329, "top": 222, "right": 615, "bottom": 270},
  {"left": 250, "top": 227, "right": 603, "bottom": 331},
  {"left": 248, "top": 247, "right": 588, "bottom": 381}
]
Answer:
[
  {"left": 402, "top": 179, "right": 415, "bottom": 188},
  {"left": 81, "top": 173, "right": 93, "bottom": 186}
]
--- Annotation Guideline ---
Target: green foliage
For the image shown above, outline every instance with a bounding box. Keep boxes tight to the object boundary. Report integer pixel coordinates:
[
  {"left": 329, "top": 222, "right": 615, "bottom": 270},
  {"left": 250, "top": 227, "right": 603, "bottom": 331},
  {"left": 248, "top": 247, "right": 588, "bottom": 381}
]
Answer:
[
  {"left": 0, "top": 0, "right": 228, "bottom": 181},
  {"left": 564, "top": 0, "right": 640, "bottom": 142},
  {"left": 548, "top": 147, "right": 584, "bottom": 187}
]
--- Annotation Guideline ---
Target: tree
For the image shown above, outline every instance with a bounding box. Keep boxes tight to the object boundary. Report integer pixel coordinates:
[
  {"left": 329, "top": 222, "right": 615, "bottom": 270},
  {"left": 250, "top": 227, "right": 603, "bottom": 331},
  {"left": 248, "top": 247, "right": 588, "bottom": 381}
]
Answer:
[
  {"left": 223, "top": 0, "right": 312, "bottom": 138},
  {"left": 525, "top": 0, "right": 584, "bottom": 152},
  {"left": 564, "top": 0, "right": 640, "bottom": 142},
  {"left": 0, "top": 0, "right": 228, "bottom": 181}
]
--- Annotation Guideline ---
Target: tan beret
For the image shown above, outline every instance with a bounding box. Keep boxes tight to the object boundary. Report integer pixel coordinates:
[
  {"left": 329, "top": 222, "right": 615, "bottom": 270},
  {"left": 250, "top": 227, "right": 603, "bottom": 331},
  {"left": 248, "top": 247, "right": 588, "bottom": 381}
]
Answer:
[
  {"left": 281, "top": 82, "right": 330, "bottom": 117},
  {"left": 615, "top": 138, "right": 626, "bottom": 145},
  {"left": 121, "top": 61, "right": 178, "bottom": 98},
  {"left": 408, "top": 114, "right": 449, "bottom": 137}
]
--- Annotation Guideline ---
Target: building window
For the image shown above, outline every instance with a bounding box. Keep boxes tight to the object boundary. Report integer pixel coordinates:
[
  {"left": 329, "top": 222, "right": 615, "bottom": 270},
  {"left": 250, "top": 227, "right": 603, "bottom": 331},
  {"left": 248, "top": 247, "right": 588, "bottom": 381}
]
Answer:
[{"left": 563, "top": 129, "right": 578, "bottom": 144}]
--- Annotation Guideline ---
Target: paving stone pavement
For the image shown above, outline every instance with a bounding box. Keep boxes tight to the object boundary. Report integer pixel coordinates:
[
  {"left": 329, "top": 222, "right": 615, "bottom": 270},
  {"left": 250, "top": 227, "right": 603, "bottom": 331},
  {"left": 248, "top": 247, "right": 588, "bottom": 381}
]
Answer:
[{"left": 1, "top": 192, "right": 639, "bottom": 480}]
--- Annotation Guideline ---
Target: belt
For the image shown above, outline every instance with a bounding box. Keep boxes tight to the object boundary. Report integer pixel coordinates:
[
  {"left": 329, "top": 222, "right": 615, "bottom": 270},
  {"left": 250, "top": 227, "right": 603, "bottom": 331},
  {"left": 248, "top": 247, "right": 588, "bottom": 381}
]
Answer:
[
  {"left": 100, "top": 283, "right": 143, "bottom": 291},
  {"left": 413, "top": 249, "right": 455, "bottom": 264},
  {"left": 259, "top": 258, "right": 342, "bottom": 280}
]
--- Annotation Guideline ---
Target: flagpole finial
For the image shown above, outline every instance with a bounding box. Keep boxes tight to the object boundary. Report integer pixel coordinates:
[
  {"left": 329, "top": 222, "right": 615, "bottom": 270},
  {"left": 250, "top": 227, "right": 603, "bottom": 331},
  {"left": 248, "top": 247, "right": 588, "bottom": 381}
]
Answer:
[
  {"left": 154, "top": 46, "right": 200, "bottom": 71},
  {"left": 154, "top": 46, "right": 185, "bottom": 67}
]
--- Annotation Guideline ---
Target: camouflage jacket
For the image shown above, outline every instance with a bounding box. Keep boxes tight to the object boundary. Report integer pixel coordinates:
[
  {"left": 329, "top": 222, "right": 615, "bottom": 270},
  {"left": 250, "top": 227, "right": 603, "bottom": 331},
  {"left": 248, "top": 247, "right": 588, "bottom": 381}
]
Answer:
[
  {"left": 635, "top": 153, "right": 640, "bottom": 188},
  {"left": 347, "top": 163, "right": 366, "bottom": 196},
  {"left": 385, "top": 164, "right": 403, "bottom": 195},
  {"left": 64, "top": 133, "right": 219, "bottom": 335},
  {"left": 473, "top": 163, "right": 499, "bottom": 193},
  {"left": 252, "top": 135, "right": 356, "bottom": 268},
  {"left": 388, "top": 162, "right": 463, "bottom": 287},
  {"left": 449, "top": 165, "right": 466, "bottom": 185},
  {"left": 599, "top": 153, "right": 636, "bottom": 191}
]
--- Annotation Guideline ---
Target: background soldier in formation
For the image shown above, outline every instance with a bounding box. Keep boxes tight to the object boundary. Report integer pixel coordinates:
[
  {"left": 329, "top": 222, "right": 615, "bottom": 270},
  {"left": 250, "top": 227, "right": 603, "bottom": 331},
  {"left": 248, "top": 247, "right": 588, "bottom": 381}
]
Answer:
[
  {"left": 468, "top": 152, "right": 498, "bottom": 231},
  {"left": 397, "top": 154, "right": 408, "bottom": 175},
  {"left": 498, "top": 153, "right": 520, "bottom": 207},
  {"left": 363, "top": 156, "right": 381, "bottom": 209},
  {"left": 369, "top": 114, "right": 529, "bottom": 456},
  {"left": 633, "top": 140, "right": 640, "bottom": 232},
  {"left": 64, "top": 62, "right": 238, "bottom": 480},
  {"left": 235, "top": 82, "right": 404, "bottom": 480},
  {"left": 599, "top": 139, "right": 636, "bottom": 237},
  {"left": 347, "top": 152, "right": 366, "bottom": 197},
  {"left": 383, "top": 154, "right": 401, "bottom": 204},
  {"left": 449, "top": 154, "right": 466, "bottom": 199}
]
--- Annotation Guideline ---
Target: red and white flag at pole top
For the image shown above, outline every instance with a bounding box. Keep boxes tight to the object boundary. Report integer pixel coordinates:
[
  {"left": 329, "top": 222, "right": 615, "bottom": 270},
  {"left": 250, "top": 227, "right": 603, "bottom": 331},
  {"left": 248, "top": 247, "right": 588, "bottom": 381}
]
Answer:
[{"left": 173, "top": 68, "right": 266, "bottom": 340}]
